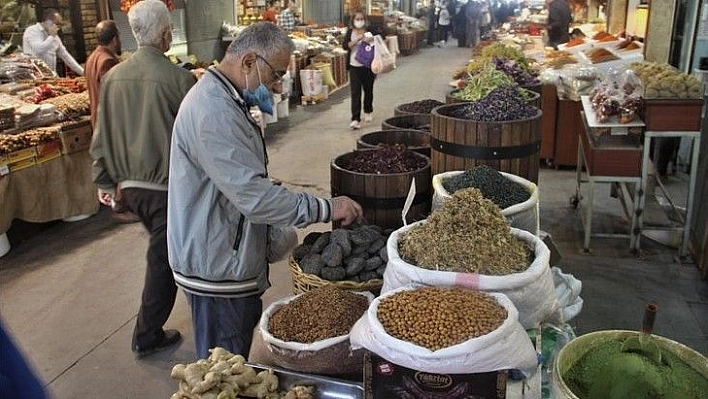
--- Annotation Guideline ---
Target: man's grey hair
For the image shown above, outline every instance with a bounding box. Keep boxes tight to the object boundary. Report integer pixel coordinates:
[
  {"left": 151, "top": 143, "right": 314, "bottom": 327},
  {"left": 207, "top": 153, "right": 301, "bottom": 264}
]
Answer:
[
  {"left": 226, "top": 22, "right": 294, "bottom": 59},
  {"left": 128, "top": 0, "right": 171, "bottom": 47}
]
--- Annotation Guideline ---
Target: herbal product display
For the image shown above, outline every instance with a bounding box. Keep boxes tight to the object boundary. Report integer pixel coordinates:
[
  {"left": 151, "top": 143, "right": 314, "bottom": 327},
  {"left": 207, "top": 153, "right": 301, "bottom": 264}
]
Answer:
[
  {"left": 448, "top": 86, "right": 538, "bottom": 122},
  {"left": 454, "top": 64, "right": 515, "bottom": 102},
  {"left": 170, "top": 347, "right": 315, "bottom": 398},
  {"left": 293, "top": 226, "right": 392, "bottom": 282},
  {"left": 397, "top": 99, "right": 445, "bottom": 114},
  {"left": 340, "top": 147, "right": 428, "bottom": 174},
  {"left": 268, "top": 285, "right": 368, "bottom": 343},
  {"left": 466, "top": 43, "right": 534, "bottom": 76},
  {"left": 563, "top": 338, "right": 708, "bottom": 399},
  {"left": 629, "top": 61, "right": 703, "bottom": 99},
  {"left": 376, "top": 287, "right": 507, "bottom": 351},
  {"left": 442, "top": 165, "right": 530, "bottom": 209},
  {"left": 399, "top": 188, "right": 530, "bottom": 274},
  {"left": 491, "top": 57, "right": 540, "bottom": 87}
]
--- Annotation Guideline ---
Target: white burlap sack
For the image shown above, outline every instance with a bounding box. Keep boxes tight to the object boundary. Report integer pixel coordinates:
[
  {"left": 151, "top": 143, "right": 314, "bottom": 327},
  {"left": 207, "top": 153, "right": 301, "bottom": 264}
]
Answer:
[
  {"left": 432, "top": 171, "right": 540, "bottom": 236},
  {"left": 349, "top": 284, "right": 538, "bottom": 376},
  {"left": 259, "top": 291, "right": 374, "bottom": 375},
  {"left": 382, "top": 222, "right": 560, "bottom": 329}
]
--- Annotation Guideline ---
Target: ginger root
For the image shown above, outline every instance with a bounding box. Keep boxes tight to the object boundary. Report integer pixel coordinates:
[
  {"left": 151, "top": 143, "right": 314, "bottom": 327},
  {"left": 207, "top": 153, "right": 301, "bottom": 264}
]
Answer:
[
  {"left": 241, "top": 369, "right": 279, "bottom": 398},
  {"left": 192, "top": 371, "right": 222, "bottom": 395}
]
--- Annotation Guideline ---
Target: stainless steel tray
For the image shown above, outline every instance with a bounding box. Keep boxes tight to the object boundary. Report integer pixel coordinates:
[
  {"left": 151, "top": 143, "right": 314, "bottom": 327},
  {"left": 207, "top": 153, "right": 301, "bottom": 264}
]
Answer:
[{"left": 247, "top": 363, "right": 364, "bottom": 399}]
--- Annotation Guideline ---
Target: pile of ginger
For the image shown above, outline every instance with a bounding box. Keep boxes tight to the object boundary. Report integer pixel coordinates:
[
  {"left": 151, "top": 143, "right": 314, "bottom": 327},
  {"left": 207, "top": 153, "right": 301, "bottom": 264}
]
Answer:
[{"left": 170, "top": 347, "right": 314, "bottom": 399}]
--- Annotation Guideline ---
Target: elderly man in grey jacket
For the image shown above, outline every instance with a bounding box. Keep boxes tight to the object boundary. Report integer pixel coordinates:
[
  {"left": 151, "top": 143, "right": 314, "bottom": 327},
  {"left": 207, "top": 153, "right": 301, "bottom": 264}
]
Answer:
[{"left": 168, "top": 22, "right": 363, "bottom": 359}]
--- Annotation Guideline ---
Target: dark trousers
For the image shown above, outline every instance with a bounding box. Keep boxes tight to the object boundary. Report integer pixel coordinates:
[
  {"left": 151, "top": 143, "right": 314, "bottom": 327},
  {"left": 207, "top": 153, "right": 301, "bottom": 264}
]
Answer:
[
  {"left": 121, "top": 188, "right": 178, "bottom": 350},
  {"left": 438, "top": 25, "right": 450, "bottom": 42},
  {"left": 349, "top": 66, "right": 375, "bottom": 122},
  {"left": 184, "top": 292, "right": 263, "bottom": 359}
]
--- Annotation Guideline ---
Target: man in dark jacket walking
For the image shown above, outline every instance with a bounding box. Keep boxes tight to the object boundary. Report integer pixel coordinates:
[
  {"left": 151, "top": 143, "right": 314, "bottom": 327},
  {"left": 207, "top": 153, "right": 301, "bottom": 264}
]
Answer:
[{"left": 546, "top": 0, "right": 572, "bottom": 48}]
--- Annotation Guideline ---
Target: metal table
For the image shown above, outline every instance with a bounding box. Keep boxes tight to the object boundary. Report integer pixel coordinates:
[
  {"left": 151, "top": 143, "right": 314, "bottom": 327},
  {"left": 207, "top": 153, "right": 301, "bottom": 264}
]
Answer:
[{"left": 630, "top": 130, "right": 702, "bottom": 257}]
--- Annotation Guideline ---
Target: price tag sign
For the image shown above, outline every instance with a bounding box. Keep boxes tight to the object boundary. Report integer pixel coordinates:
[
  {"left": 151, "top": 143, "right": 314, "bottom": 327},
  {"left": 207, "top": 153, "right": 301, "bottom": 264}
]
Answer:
[{"left": 401, "top": 178, "right": 416, "bottom": 226}]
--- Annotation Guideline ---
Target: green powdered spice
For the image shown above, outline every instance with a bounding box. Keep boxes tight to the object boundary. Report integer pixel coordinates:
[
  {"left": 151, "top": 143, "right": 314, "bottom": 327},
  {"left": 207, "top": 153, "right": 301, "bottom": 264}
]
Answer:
[
  {"left": 399, "top": 187, "right": 530, "bottom": 275},
  {"left": 563, "top": 338, "right": 708, "bottom": 399},
  {"left": 442, "top": 165, "right": 531, "bottom": 209}
]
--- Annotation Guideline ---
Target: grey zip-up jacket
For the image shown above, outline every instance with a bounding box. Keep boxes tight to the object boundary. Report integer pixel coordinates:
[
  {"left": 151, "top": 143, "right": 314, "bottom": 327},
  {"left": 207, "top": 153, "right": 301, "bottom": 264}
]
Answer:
[{"left": 167, "top": 67, "right": 332, "bottom": 297}]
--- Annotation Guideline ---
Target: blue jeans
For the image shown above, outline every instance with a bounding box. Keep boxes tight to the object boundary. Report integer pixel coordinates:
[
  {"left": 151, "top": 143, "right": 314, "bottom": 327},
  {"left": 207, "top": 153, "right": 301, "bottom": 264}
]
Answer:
[{"left": 184, "top": 292, "right": 263, "bottom": 359}]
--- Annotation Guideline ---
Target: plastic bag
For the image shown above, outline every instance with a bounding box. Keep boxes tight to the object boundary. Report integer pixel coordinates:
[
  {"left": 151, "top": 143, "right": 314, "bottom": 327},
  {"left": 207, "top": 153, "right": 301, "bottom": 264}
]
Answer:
[
  {"left": 349, "top": 284, "right": 538, "bottom": 376},
  {"left": 354, "top": 41, "right": 375, "bottom": 68},
  {"left": 432, "top": 171, "right": 540, "bottom": 236},
  {"left": 383, "top": 224, "right": 561, "bottom": 329},
  {"left": 259, "top": 291, "right": 375, "bottom": 375},
  {"left": 371, "top": 35, "right": 395, "bottom": 74},
  {"left": 552, "top": 267, "right": 584, "bottom": 322},
  {"left": 266, "top": 226, "right": 297, "bottom": 263}
]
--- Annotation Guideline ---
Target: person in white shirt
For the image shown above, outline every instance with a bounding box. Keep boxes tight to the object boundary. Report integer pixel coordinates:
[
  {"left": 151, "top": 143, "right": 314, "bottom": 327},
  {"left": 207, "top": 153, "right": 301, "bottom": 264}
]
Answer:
[
  {"left": 437, "top": 0, "right": 451, "bottom": 44},
  {"left": 22, "top": 8, "right": 84, "bottom": 76}
]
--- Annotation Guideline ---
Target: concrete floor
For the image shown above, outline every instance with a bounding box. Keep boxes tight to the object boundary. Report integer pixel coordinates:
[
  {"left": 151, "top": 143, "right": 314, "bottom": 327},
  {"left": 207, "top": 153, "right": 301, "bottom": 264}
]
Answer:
[{"left": 1, "top": 41, "right": 706, "bottom": 399}]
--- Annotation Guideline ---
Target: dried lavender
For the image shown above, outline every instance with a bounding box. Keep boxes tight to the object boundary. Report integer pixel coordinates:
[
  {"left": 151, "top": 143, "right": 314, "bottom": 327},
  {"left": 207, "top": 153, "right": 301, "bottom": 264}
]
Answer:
[
  {"left": 447, "top": 86, "right": 538, "bottom": 122},
  {"left": 443, "top": 165, "right": 530, "bottom": 209},
  {"left": 398, "top": 99, "right": 445, "bottom": 114},
  {"left": 342, "top": 148, "right": 428, "bottom": 174}
]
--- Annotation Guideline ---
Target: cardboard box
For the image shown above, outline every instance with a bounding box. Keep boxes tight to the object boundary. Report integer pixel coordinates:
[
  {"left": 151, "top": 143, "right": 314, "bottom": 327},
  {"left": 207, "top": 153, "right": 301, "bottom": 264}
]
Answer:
[
  {"left": 581, "top": 114, "right": 642, "bottom": 177},
  {"left": 0, "top": 155, "right": 37, "bottom": 176},
  {"left": 364, "top": 352, "right": 507, "bottom": 399},
  {"left": 641, "top": 98, "right": 704, "bottom": 132},
  {"left": 59, "top": 119, "right": 92, "bottom": 154},
  {"left": 35, "top": 140, "right": 63, "bottom": 164}
]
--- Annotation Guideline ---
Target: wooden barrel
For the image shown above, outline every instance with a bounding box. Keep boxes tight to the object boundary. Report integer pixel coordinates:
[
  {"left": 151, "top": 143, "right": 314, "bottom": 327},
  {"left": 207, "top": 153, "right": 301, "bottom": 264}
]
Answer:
[
  {"left": 357, "top": 129, "right": 431, "bottom": 157},
  {"left": 381, "top": 114, "right": 431, "bottom": 132},
  {"left": 331, "top": 149, "right": 431, "bottom": 229},
  {"left": 430, "top": 103, "right": 542, "bottom": 183},
  {"left": 393, "top": 101, "right": 445, "bottom": 117},
  {"left": 446, "top": 89, "right": 541, "bottom": 108},
  {"left": 523, "top": 82, "right": 542, "bottom": 95}
]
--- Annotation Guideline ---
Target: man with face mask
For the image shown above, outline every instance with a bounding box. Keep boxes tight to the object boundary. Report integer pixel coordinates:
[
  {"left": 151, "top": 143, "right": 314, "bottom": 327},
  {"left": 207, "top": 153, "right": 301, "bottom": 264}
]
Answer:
[
  {"left": 168, "top": 22, "right": 364, "bottom": 359},
  {"left": 90, "top": 0, "right": 196, "bottom": 358}
]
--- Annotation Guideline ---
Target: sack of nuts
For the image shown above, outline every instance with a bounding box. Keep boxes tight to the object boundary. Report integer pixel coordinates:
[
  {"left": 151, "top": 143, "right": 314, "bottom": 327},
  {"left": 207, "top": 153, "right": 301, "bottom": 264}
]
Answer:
[
  {"left": 259, "top": 285, "right": 374, "bottom": 375},
  {"left": 350, "top": 285, "right": 538, "bottom": 376}
]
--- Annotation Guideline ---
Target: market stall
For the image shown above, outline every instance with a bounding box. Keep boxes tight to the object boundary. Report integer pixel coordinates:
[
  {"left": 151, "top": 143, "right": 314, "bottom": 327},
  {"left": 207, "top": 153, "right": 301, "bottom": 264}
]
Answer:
[{"left": 0, "top": 57, "right": 97, "bottom": 255}]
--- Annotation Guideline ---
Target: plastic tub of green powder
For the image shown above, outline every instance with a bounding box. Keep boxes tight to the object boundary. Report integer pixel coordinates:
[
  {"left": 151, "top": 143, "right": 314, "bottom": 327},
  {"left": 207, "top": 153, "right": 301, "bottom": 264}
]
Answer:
[{"left": 552, "top": 330, "right": 708, "bottom": 399}]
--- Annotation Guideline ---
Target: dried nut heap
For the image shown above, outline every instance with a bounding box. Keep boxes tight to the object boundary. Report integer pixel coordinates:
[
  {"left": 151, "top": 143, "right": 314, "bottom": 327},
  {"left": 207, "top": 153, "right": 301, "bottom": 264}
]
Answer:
[
  {"left": 0, "top": 127, "right": 59, "bottom": 155},
  {"left": 268, "top": 285, "right": 369, "bottom": 343},
  {"left": 629, "top": 61, "right": 703, "bottom": 99},
  {"left": 341, "top": 147, "right": 427, "bottom": 174},
  {"left": 377, "top": 287, "right": 507, "bottom": 351},
  {"left": 170, "top": 347, "right": 314, "bottom": 399},
  {"left": 442, "top": 165, "right": 530, "bottom": 209},
  {"left": 398, "top": 99, "right": 444, "bottom": 114},
  {"left": 41, "top": 92, "right": 90, "bottom": 119},
  {"left": 293, "top": 225, "right": 392, "bottom": 283},
  {"left": 399, "top": 187, "right": 530, "bottom": 275}
]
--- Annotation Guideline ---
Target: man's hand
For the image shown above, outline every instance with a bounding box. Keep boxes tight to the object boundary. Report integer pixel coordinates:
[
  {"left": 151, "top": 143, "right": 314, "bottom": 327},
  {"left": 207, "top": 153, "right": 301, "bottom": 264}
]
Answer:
[
  {"left": 46, "top": 24, "right": 60, "bottom": 36},
  {"left": 97, "top": 188, "right": 114, "bottom": 206},
  {"left": 331, "top": 196, "right": 363, "bottom": 226}
]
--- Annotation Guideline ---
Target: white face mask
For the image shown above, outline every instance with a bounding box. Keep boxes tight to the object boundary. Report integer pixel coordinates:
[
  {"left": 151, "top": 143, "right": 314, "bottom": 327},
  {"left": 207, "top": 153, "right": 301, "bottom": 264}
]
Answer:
[{"left": 354, "top": 20, "right": 365, "bottom": 29}]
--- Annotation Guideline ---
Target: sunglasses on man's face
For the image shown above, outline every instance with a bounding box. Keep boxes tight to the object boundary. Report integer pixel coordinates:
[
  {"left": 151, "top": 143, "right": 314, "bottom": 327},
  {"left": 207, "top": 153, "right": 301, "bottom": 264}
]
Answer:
[{"left": 256, "top": 55, "right": 287, "bottom": 83}]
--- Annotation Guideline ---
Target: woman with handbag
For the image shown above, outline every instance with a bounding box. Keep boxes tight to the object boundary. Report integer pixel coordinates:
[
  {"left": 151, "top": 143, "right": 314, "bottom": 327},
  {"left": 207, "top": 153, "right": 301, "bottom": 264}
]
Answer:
[{"left": 343, "top": 11, "right": 376, "bottom": 130}]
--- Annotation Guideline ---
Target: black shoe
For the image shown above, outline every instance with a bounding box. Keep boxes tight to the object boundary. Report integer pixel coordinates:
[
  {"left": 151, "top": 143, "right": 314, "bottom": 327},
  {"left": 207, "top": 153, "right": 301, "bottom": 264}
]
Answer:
[{"left": 133, "top": 329, "right": 181, "bottom": 358}]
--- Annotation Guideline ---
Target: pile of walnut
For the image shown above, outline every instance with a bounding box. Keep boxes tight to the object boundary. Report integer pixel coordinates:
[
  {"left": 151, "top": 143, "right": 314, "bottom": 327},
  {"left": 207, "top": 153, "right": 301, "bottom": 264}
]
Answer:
[{"left": 170, "top": 347, "right": 314, "bottom": 399}]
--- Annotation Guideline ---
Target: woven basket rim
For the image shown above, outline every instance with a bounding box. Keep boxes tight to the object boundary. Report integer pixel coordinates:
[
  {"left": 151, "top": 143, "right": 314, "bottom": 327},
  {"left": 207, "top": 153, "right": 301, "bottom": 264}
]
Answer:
[{"left": 289, "top": 256, "right": 383, "bottom": 291}]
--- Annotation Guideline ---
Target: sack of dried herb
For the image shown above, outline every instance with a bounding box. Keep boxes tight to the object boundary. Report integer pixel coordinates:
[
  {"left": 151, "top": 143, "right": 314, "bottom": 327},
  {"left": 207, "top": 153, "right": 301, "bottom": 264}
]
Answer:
[
  {"left": 259, "top": 286, "right": 374, "bottom": 375},
  {"left": 382, "top": 188, "right": 559, "bottom": 328},
  {"left": 349, "top": 284, "right": 538, "bottom": 376},
  {"left": 431, "top": 168, "right": 540, "bottom": 236}
]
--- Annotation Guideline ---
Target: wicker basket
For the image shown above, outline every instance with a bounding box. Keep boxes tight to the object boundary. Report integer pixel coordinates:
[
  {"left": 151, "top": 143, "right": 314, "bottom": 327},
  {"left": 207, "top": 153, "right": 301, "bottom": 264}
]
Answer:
[{"left": 289, "top": 256, "right": 383, "bottom": 295}]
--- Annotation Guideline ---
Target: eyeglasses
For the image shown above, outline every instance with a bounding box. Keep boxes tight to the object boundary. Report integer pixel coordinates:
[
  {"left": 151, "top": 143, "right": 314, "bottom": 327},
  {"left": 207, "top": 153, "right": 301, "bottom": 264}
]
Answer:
[{"left": 256, "top": 55, "right": 287, "bottom": 83}]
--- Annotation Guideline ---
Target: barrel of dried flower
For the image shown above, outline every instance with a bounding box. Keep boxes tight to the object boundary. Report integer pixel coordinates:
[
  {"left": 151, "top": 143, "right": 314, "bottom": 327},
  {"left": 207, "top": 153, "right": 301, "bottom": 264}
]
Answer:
[
  {"left": 357, "top": 129, "right": 431, "bottom": 157},
  {"left": 259, "top": 287, "right": 375, "bottom": 375},
  {"left": 430, "top": 103, "right": 542, "bottom": 183},
  {"left": 383, "top": 222, "right": 558, "bottom": 329},
  {"left": 393, "top": 99, "right": 445, "bottom": 117},
  {"left": 381, "top": 114, "right": 431, "bottom": 132},
  {"left": 446, "top": 88, "right": 541, "bottom": 108},
  {"left": 331, "top": 149, "right": 431, "bottom": 230}
]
